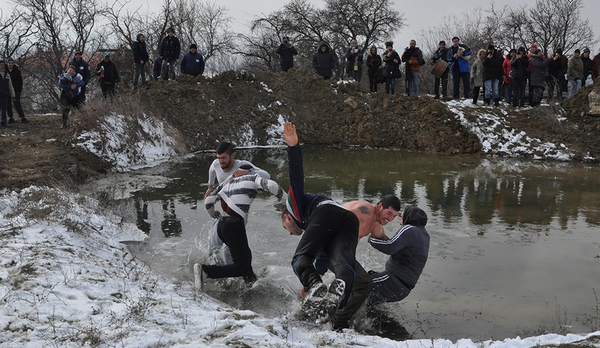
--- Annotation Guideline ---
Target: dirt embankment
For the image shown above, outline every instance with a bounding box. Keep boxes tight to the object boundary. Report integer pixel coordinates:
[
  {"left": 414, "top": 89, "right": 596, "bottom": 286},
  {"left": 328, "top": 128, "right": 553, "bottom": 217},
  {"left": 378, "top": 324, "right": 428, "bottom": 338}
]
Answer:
[{"left": 1, "top": 68, "right": 600, "bottom": 190}]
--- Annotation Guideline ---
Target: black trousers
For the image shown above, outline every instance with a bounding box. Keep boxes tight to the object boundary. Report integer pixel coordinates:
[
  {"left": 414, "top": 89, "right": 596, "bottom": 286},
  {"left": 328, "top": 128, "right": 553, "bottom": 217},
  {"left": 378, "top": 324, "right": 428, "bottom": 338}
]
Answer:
[
  {"left": 203, "top": 216, "right": 256, "bottom": 282},
  {"left": 7, "top": 91, "right": 25, "bottom": 119},
  {"left": 291, "top": 204, "right": 359, "bottom": 308}
]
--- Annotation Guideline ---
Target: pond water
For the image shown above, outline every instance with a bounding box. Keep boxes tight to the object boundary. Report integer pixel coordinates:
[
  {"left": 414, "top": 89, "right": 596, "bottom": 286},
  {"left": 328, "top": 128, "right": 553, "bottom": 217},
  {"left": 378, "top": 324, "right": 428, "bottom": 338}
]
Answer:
[{"left": 110, "top": 146, "right": 600, "bottom": 341}]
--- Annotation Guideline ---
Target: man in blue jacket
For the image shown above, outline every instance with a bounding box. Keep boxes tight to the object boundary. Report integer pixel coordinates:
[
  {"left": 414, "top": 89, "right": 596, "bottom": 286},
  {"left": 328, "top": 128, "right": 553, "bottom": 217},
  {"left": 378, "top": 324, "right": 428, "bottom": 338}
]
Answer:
[
  {"left": 180, "top": 44, "right": 205, "bottom": 77},
  {"left": 447, "top": 36, "right": 472, "bottom": 99}
]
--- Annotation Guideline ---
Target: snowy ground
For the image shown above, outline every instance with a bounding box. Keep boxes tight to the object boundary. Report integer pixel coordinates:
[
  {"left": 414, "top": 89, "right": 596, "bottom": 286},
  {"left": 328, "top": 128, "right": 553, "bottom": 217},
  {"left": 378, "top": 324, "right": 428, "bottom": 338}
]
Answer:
[{"left": 1, "top": 107, "right": 600, "bottom": 347}]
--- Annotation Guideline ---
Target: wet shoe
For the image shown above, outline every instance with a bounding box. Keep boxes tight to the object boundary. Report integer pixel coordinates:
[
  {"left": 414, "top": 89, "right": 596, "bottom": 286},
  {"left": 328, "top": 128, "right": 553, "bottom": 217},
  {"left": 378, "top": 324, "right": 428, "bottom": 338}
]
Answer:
[
  {"left": 298, "top": 282, "right": 328, "bottom": 321},
  {"left": 320, "top": 279, "right": 346, "bottom": 323},
  {"left": 243, "top": 273, "right": 257, "bottom": 287}
]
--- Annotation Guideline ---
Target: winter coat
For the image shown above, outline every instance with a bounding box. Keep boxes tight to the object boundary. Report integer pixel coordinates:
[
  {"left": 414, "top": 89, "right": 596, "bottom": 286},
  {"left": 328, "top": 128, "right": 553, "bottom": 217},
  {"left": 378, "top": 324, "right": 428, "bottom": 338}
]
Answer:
[
  {"left": 133, "top": 36, "right": 150, "bottom": 64},
  {"left": 366, "top": 53, "right": 382, "bottom": 76},
  {"left": 567, "top": 56, "right": 583, "bottom": 80},
  {"left": 581, "top": 56, "right": 593, "bottom": 80},
  {"left": 57, "top": 72, "right": 84, "bottom": 102},
  {"left": 180, "top": 51, "right": 205, "bottom": 76},
  {"left": 401, "top": 47, "right": 425, "bottom": 73},
  {"left": 529, "top": 55, "right": 551, "bottom": 87},
  {"left": 96, "top": 60, "right": 120, "bottom": 85},
  {"left": 345, "top": 46, "right": 364, "bottom": 73},
  {"left": 382, "top": 49, "right": 401, "bottom": 78},
  {"left": 276, "top": 43, "right": 298, "bottom": 71},
  {"left": 312, "top": 42, "right": 336, "bottom": 78},
  {"left": 502, "top": 56, "right": 512, "bottom": 84},
  {"left": 447, "top": 43, "right": 472, "bottom": 74},
  {"left": 482, "top": 51, "right": 504, "bottom": 81},
  {"left": 593, "top": 53, "right": 600, "bottom": 80},
  {"left": 159, "top": 35, "right": 181, "bottom": 61},
  {"left": 0, "top": 71, "right": 15, "bottom": 98},
  {"left": 7, "top": 64, "right": 23, "bottom": 93},
  {"left": 510, "top": 55, "right": 529, "bottom": 80},
  {"left": 548, "top": 55, "right": 567, "bottom": 78},
  {"left": 471, "top": 59, "right": 484, "bottom": 87},
  {"left": 69, "top": 58, "right": 91, "bottom": 84}
]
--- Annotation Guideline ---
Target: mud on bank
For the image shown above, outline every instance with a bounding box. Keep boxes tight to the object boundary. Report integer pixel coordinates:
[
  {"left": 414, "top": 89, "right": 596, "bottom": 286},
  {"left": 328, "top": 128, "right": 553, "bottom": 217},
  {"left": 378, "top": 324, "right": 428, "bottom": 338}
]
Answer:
[{"left": 1, "top": 69, "right": 600, "bottom": 190}]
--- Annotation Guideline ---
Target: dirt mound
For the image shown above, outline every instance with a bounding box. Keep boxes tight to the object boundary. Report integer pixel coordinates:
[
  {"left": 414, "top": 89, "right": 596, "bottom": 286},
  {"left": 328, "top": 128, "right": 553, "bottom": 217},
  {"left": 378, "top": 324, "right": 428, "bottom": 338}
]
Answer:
[{"left": 2, "top": 70, "right": 600, "bottom": 190}]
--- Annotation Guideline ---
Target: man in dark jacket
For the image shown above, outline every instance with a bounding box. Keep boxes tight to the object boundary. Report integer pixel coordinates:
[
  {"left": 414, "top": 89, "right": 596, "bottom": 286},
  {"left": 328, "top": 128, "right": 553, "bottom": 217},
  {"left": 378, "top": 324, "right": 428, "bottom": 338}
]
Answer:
[
  {"left": 482, "top": 44, "right": 504, "bottom": 106},
  {"left": 159, "top": 27, "right": 181, "bottom": 80},
  {"left": 96, "top": 52, "right": 120, "bottom": 101},
  {"left": 547, "top": 48, "right": 567, "bottom": 101},
  {"left": 367, "top": 205, "right": 430, "bottom": 306},
  {"left": 180, "top": 44, "right": 205, "bottom": 77},
  {"left": 132, "top": 33, "right": 150, "bottom": 88},
  {"left": 6, "top": 58, "right": 28, "bottom": 124},
  {"left": 431, "top": 40, "right": 450, "bottom": 99},
  {"left": 510, "top": 47, "right": 529, "bottom": 107},
  {"left": 0, "top": 59, "right": 16, "bottom": 127},
  {"left": 312, "top": 42, "right": 336, "bottom": 80},
  {"left": 69, "top": 51, "right": 91, "bottom": 101},
  {"left": 401, "top": 39, "right": 425, "bottom": 96},
  {"left": 276, "top": 36, "right": 298, "bottom": 72},
  {"left": 581, "top": 48, "right": 593, "bottom": 86}
]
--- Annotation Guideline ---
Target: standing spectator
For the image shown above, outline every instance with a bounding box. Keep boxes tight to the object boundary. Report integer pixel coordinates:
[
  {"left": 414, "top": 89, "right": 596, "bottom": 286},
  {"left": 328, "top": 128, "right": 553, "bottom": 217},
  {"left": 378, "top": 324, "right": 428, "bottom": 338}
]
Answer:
[
  {"left": 180, "top": 44, "right": 205, "bottom": 77},
  {"left": 153, "top": 56, "right": 163, "bottom": 81},
  {"left": 526, "top": 44, "right": 538, "bottom": 106},
  {"left": 276, "top": 36, "right": 298, "bottom": 72},
  {"left": 57, "top": 65, "right": 84, "bottom": 127},
  {"left": 547, "top": 48, "right": 567, "bottom": 102},
  {"left": 510, "top": 47, "right": 529, "bottom": 107},
  {"left": 0, "top": 59, "right": 15, "bottom": 128},
  {"left": 96, "top": 52, "right": 120, "bottom": 101},
  {"left": 312, "top": 41, "right": 336, "bottom": 80},
  {"left": 471, "top": 49, "right": 485, "bottom": 105},
  {"left": 401, "top": 39, "right": 425, "bottom": 96},
  {"left": 431, "top": 40, "right": 450, "bottom": 99},
  {"left": 482, "top": 44, "right": 504, "bottom": 106},
  {"left": 382, "top": 41, "right": 401, "bottom": 94},
  {"left": 345, "top": 40, "right": 363, "bottom": 82},
  {"left": 502, "top": 49, "right": 515, "bottom": 105},
  {"left": 581, "top": 48, "right": 593, "bottom": 86},
  {"left": 567, "top": 49, "right": 583, "bottom": 98},
  {"left": 69, "top": 51, "right": 91, "bottom": 101},
  {"left": 447, "top": 36, "right": 472, "bottom": 99},
  {"left": 132, "top": 33, "right": 149, "bottom": 89},
  {"left": 366, "top": 45, "right": 382, "bottom": 93},
  {"left": 529, "top": 48, "right": 557, "bottom": 107},
  {"left": 6, "top": 58, "right": 28, "bottom": 124},
  {"left": 159, "top": 27, "right": 181, "bottom": 80}
]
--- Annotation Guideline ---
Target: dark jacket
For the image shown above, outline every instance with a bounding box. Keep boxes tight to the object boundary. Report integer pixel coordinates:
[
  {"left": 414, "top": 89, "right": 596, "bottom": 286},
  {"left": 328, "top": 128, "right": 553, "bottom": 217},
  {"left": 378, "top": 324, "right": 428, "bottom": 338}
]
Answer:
[
  {"left": 153, "top": 57, "right": 163, "bottom": 80},
  {"left": 529, "top": 55, "right": 551, "bottom": 87},
  {"left": 510, "top": 54, "right": 529, "bottom": 80},
  {"left": 0, "top": 71, "right": 15, "bottom": 97},
  {"left": 369, "top": 206, "right": 430, "bottom": 288},
  {"left": 180, "top": 51, "right": 205, "bottom": 76},
  {"left": 133, "top": 35, "right": 150, "bottom": 64},
  {"left": 593, "top": 53, "right": 600, "bottom": 80},
  {"left": 96, "top": 60, "right": 120, "bottom": 84},
  {"left": 345, "top": 46, "right": 364, "bottom": 73},
  {"left": 383, "top": 49, "right": 401, "bottom": 78},
  {"left": 159, "top": 35, "right": 181, "bottom": 61},
  {"left": 581, "top": 56, "right": 593, "bottom": 80},
  {"left": 276, "top": 43, "right": 298, "bottom": 71},
  {"left": 366, "top": 53, "right": 382, "bottom": 75},
  {"left": 482, "top": 50, "right": 504, "bottom": 81},
  {"left": 58, "top": 72, "right": 84, "bottom": 101},
  {"left": 548, "top": 55, "right": 567, "bottom": 78},
  {"left": 69, "top": 58, "right": 91, "bottom": 84},
  {"left": 431, "top": 47, "right": 450, "bottom": 76},
  {"left": 312, "top": 42, "right": 336, "bottom": 78},
  {"left": 401, "top": 46, "right": 425, "bottom": 73},
  {"left": 7, "top": 64, "right": 23, "bottom": 93}
]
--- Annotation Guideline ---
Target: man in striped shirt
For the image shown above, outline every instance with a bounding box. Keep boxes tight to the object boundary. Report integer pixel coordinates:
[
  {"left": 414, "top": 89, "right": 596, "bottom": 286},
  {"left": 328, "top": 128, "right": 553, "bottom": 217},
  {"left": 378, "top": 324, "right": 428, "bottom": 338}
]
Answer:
[{"left": 202, "top": 165, "right": 285, "bottom": 285}]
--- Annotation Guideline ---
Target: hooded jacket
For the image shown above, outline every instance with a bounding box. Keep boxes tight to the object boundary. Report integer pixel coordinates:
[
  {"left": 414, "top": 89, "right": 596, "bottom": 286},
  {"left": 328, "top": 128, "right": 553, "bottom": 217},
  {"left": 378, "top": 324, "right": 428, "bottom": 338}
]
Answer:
[
  {"left": 133, "top": 34, "right": 150, "bottom": 64},
  {"left": 368, "top": 206, "right": 430, "bottom": 288},
  {"left": 160, "top": 34, "right": 181, "bottom": 61},
  {"left": 312, "top": 42, "right": 336, "bottom": 78}
]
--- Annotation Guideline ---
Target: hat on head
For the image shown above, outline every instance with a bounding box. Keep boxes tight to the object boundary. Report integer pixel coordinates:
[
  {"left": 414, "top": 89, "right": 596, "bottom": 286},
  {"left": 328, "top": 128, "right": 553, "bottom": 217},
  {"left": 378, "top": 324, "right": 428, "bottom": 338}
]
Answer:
[
  {"left": 488, "top": 44, "right": 495, "bottom": 51},
  {"left": 385, "top": 41, "right": 393, "bottom": 48},
  {"left": 190, "top": 44, "right": 197, "bottom": 49},
  {"left": 556, "top": 48, "right": 563, "bottom": 54},
  {"left": 103, "top": 52, "right": 110, "bottom": 57},
  {"left": 7, "top": 57, "right": 14, "bottom": 63},
  {"left": 351, "top": 39, "right": 357, "bottom": 45},
  {"left": 583, "top": 47, "right": 590, "bottom": 53},
  {"left": 530, "top": 43, "right": 538, "bottom": 50},
  {"left": 283, "top": 35, "right": 289, "bottom": 40},
  {"left": 0, "top": 59, "right": 5, "bottom": 64},
  {"left": 75, "top": 51, "right": 82, "bottom": 55},
  {"left": 166, "top": 27, "right": 174, "bottom": 33}
]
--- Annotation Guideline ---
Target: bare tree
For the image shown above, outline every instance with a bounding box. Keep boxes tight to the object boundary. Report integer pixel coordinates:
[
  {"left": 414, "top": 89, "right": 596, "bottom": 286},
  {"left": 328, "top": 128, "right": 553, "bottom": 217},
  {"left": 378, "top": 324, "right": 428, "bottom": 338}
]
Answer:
[{"left": 0, "top": 8, "right": 37, "bottom": 60}]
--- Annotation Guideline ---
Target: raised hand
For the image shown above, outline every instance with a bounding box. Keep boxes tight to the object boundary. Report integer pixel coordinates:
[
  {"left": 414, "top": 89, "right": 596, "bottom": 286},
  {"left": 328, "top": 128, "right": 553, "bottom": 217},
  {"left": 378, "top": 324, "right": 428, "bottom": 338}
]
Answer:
[{"left": 282, "top": 122, "right": 298, "bottom": 146}]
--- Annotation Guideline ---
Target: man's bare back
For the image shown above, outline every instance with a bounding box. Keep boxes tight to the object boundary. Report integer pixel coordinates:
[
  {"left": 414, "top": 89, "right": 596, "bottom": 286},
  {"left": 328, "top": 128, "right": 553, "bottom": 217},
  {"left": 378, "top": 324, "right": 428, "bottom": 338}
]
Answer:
[{"left": 344, "top": 199, "right": 398, "bottom": 240}]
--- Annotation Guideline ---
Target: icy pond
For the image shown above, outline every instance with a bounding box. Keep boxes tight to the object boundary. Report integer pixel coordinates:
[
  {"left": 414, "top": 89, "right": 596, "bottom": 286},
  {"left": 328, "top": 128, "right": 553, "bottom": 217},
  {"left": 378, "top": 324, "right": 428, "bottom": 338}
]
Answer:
[{"left": 103, "top": 146, "right": 600, "bottom": 342}]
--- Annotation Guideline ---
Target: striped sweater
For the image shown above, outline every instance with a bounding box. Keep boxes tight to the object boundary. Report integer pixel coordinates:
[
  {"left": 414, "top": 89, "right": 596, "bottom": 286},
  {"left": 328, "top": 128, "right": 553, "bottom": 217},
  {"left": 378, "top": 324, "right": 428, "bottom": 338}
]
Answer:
[{"left": 205, "top": 173, "right": 285, "bottom": 222}]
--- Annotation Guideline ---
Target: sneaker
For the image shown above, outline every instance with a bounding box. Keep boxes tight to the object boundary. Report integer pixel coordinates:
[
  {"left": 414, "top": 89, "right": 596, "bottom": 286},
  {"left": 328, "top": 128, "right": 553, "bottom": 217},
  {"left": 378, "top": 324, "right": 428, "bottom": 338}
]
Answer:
[
  {"left": 321, "top": 279, "right": 346, "bottom": 323},
  {"left": 243, "top": 273, "right": 257, "bottom": 287},
  {"left": 8, "top": 118, "right": 15, "bottom": 124},
  {"left": 21, "top": 118, "right": 29, "bottom": 124},
  {"left": 193, "top": 263, "right": 206, "bottom": 291},
  {"left": 298, "top": 282, "right": 328, "bottom": 321}
]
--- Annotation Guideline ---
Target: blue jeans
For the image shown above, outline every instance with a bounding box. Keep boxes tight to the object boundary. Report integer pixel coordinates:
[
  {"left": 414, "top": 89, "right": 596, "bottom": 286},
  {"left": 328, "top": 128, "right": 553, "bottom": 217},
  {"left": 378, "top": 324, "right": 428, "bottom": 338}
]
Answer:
[
  {"left": 484, "top": 79, "right": 499, "bottom": 99},
  {"left": 386, "top": 77, "right": 396, "bottom": 94},
  {"left": 408, "top": 72, "right": 419, "bottom": 95},
  {"left": 504, "top": 83, "right": 513, "bottom": 104}
]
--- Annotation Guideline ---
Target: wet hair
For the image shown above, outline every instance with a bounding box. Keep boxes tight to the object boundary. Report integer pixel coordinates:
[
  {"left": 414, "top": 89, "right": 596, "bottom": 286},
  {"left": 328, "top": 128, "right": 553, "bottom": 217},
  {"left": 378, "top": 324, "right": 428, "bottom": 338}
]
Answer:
[
  {"left": 239, "top": 164, "right": 253, "bottom": 170},
  {"left": 216, "top": 142, "right": 235, "bottom": 155},
  {"left": 379, "top": 195, "right": 401, "bottom": 212}
]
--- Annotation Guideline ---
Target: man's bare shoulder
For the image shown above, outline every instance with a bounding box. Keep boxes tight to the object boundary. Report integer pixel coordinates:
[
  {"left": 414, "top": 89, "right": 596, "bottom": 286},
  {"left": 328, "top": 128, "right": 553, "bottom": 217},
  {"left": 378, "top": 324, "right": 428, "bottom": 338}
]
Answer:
[{"left": 344, "top": 200, "right": 375, "bottom": 216}]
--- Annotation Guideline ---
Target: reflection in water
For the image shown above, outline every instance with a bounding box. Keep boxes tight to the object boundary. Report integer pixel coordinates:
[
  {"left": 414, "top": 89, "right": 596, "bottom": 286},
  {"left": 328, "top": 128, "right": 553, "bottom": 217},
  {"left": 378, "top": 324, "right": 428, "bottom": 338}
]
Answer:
[{"left": 121, "top": 147, "right": 600, "bottom": 341}]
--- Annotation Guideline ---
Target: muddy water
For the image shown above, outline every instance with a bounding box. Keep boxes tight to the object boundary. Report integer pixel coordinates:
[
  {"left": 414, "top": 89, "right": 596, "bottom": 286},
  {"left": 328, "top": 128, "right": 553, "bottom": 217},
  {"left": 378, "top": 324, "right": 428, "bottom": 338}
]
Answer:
[{"left": 117, "top": 147, "right": 600, "bottom": 341}]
